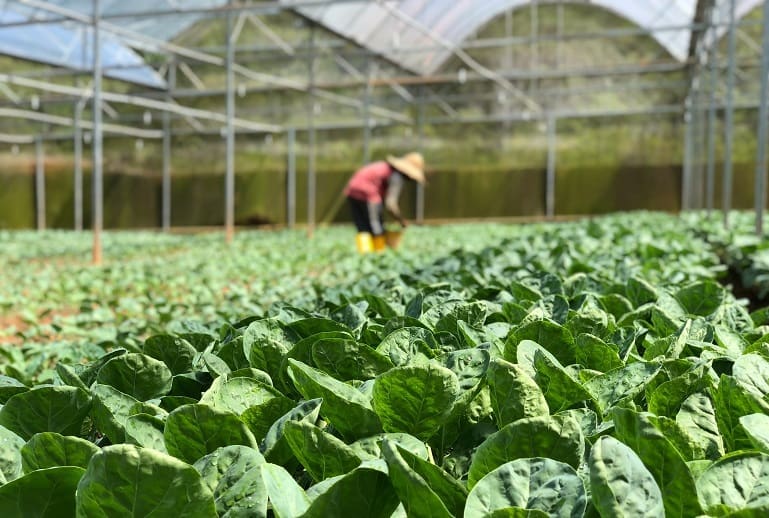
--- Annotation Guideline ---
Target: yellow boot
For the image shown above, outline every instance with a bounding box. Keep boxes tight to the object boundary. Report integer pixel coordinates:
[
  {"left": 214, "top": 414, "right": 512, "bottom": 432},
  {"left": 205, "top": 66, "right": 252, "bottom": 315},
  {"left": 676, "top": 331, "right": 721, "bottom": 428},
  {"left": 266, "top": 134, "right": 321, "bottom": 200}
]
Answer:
[
  {"left": 356, "top": 232, "right": 374, "bottom": 254},
  {"left": 372, "top": 234, "right": 387, "bottom": 252}
]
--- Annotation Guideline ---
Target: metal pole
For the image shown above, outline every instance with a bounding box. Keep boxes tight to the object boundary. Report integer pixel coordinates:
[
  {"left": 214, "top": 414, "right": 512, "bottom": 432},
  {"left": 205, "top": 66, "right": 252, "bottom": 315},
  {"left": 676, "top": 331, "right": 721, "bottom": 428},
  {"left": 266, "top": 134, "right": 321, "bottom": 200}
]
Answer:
[
  {"left": 35, "top": 137, "right": 45, "bottom": 231},
  {"left": 162, "top": 61, "right": 175, "bottom": 231},
  {"left": 683, "top": 100, "right": 693, "bottom": 211},
  {"left": 287, "top": 128, "right": 296, "bottom": 228},
  {"left": 724, "top": 0, "right": 737, "bottom": 227},
  {"left": 73, "top": 100, "right": 83, "bottom": 231},
  {"left": 362, "top": 58, "right": 372, "bottom": 164},
  {"left": 755, "top": 0, "right": 769, "bottom": 235},
  {"left": 225, "top": 5, "right": 235, "bottom": 243},
  {"left": 307, "top": 24, "right": 316, "bottom": 236},
  {"left": 546, "top": 114, "right": 556, "bottom": 218},
  {"left": 416, "top": 87, "right": 425, "bottom": 224},
  {"left": 92, "top": 0, "right": 103, "bottom": 264},
  {"left": 705, "top": 7, "right": 718, "bottom": 214}
]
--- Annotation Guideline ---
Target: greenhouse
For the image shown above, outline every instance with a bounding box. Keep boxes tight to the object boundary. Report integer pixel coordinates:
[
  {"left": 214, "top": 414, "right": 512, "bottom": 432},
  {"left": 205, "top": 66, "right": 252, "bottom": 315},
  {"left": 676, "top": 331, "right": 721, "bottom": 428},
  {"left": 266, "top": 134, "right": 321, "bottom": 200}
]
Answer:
[{"left": 3, "top": 1, "right": 769, "bottom": 517}]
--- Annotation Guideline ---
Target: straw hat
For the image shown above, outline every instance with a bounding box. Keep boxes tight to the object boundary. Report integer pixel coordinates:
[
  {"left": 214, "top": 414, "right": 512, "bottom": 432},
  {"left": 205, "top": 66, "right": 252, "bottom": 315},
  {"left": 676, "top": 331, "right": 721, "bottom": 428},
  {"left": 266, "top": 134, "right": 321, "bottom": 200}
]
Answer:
[{"left": 387, "top": 152, "right": 426, "bottom": 184}]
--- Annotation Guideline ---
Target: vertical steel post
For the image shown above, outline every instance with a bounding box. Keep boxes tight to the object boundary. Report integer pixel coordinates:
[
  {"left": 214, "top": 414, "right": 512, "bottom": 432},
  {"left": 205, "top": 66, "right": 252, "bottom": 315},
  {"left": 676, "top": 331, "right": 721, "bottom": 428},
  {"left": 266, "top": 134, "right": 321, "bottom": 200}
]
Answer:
[
  {"left": 162, "top": 60, "right": 175, "bottom": 232},
  {"left": 225, "top": 6, "right": 236, "bottom": 243},
  {"left": 755, "top": 0, "right": 769, "bottom": 235},
  {"left": 73, "top": 100, "right": 83, "bottom": 231},
  {"left": 362, "top": 58, "right": 372, "bottom": 164},
  {"left": 35, "top": 137, "right": 45, "bottom": 231},
  {"left": 546, "top": 114, "right": 556, "bottom": 219},
  {"left": 705, "top": 7, "right": 718, "bottom": 214},
  {"left": 287, "top": 128, "right": 296, "bottom": 228},
  {"left": 307, "top": 24, "right": 317, "bottom": 236},
  {"left": 724, "top": 0, "right": 737, "bottom": 227},
  {"left": 683, "top": 99, "right": 693, "bottom": 212},
  {"left": 92, "top": 0, "right": 103, "bottom": 264},
  {"left": 416, "top": 88, "right": 425, "bottom": 224},
  {"left": 556, "top": 2, "right": 564, "bottom": 71}
]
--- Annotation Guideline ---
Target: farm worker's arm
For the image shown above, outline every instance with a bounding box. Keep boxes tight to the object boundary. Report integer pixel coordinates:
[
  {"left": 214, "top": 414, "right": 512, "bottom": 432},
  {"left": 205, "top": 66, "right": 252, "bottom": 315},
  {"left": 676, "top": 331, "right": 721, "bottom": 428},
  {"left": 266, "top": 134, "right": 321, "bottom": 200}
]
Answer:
[{"left": 384, "top": 172, "right": 408, "bottom": 228}]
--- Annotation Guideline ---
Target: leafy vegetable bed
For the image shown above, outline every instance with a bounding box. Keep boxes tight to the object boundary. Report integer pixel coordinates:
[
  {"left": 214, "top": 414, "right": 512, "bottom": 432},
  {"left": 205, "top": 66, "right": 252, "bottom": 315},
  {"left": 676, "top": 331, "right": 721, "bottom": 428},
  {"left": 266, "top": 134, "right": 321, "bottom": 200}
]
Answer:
[{"left": 1, "top": 213, "right": 769, "bottom": 517}]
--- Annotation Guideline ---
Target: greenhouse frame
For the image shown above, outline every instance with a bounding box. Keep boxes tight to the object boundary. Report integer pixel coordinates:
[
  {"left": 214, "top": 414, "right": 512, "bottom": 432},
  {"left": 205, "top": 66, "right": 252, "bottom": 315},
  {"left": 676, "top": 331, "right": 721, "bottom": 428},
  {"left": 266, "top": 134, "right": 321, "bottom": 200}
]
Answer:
[{"left": 0, "top": 0, "right": 768, "bottom": 261}]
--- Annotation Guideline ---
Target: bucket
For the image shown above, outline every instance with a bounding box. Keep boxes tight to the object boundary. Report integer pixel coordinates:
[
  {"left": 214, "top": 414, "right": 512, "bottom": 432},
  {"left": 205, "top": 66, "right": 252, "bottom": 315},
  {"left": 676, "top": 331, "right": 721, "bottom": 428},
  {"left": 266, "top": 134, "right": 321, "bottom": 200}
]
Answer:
[{"left": 385, "top": 230, "right": 403, "bottom": 250}]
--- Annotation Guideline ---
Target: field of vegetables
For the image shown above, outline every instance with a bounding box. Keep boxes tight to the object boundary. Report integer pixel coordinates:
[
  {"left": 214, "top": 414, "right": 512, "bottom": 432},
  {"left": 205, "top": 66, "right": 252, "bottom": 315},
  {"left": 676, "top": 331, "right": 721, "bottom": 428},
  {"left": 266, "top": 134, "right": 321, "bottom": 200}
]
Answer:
[{"left": 2, "top": 212, "right": 769, "bottom": 517}]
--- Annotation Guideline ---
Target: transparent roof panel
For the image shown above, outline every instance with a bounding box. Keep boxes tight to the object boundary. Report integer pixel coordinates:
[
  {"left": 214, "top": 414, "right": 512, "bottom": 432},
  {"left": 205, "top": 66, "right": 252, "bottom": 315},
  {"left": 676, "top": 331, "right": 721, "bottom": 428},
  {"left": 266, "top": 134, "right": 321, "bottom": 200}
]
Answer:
[
  {"left": 284, "top": 0, "right": 717, "bottom": 74},
  {"left": 0, "top": 9, "right": 164, "bottom": 87}
]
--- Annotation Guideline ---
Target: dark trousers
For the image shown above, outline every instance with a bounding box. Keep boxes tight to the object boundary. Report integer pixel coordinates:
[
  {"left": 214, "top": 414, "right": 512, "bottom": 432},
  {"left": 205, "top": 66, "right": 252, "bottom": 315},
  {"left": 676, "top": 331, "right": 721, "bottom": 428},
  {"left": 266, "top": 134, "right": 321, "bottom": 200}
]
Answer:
[{"left": 348, "top": 197, "right": 384, "bottom": 236}]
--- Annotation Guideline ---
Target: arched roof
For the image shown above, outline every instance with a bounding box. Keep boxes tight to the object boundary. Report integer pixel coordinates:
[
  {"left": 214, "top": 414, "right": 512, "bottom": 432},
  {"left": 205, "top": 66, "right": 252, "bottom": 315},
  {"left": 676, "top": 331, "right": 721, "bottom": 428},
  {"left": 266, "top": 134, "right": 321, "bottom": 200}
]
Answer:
[
  {"left": 0, "top": 0, "right": 763, "bottom": 87},
  {"left": 288, "top": 0, "right": 763, "bottom": 74}
]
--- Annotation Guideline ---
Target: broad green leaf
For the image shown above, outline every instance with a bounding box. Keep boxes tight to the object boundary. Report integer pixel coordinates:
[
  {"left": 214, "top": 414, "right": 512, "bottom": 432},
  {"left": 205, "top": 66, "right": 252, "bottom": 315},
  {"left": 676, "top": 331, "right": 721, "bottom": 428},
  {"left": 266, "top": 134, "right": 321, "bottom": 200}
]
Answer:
[
  {"left": 193, "top": 445, "right": 267, "bottom": 518},
  {"left": 697, "top": 452, "right": 769, "bottom": 516},
  {"left": 584, "top": 361, "right": 661, "bottom": 415},
  {"left": 612, "top": 408, "right": 703, "bottom": 517},
  {"left": 76, "top": 444, "right": 216, "bottom": 518},
  {"left": 375, "top": 327, "right": 437, "bottom": 366},
  {"left": 505, "top": 319, "right": 576, "bottom": 366},
  {"left": 675, "top": 280, "right": 723, "bottom": 316},
  {"left": 143, "top": 335, "right": 197, "bottom": 375},
  {"left": 574, "top": 334, "right": 623, "bottom": 373},
  {"left": 91, "top": 383, "right": 139, "bottom": 444},
  {"left": 740, "top": 413, "right": 769, "bottom": 453},
  {"left": 733, "top": 353, "right": 769, "bottom": 398},
  {"left": 202, "top": 352, "right": 231, "bottom": 378},
  {"left": 124, "top": 414, "right": 167, "bottom": 453},
  {"left": 259, "top": 398, "right": 322, "bottom": 465},
  {"left": 311, "top": 338, "right": 394, "bottom": 381},
  {"left": 517, "top": 341, "right": 593, "bottom": 412},
  {"left": 647, "top": 367, "right": 708, "bottom": 417},
  {"left": 0, "top": 375, "right": 28, "bottom": 404},
  {"left": 486, "top": 359, "right": 549, "bottom": 428},
  {"left": 164, "top": 404, "right": 258, "bottom": 464},
  {"left": 283, "top": 421, "right": 361, "bottom": 482},
  {"left": 96, "top": 353, "right": 172, "bottom": 401},
  {"left": 0, "top": 466, "right": 83, "bottom": 518},
  {"left": 261, "top": 463, "right": 310, "bottom": 518},
  {"left": 199, "top": 375, "right": 284, "bottom": 415},
  {"left": 372, "top": 363, "right": 460, "bottom": 441},
  {"left": 287, "top": 359, "right": 382, "bottom": 441},
  {"left": 626, "top": 277, "right": 657, "bottom": 307},
  {"left": 54, "top": 364, "right": 88, "bottom": 392},
  {"left": 0, "top": 386, "right": 91, "bottom": 440},
  {"left": 21, "top": 432, "right": 98, "bottom": 472},
  {"left": 240, "top": 397, "right": 297, "bottom": 442},
  {"left": 349, "top": 433, "right": 429, "bottom": 461},
  {"left": 468, "top": 414, "right": 584, "bottom": 489},
  {"left": 440, "top": 348, "right": 490, "bottom": 391},
  {"left": 675, "top": 392, "right": 724, "bottom": 460},
  {"left": 0, "top": 426, "right": 23, "bottom": 483},
  {"left": 382, "top": 440, "right": 467, "bottom": 518},
  {"left": 465, "top": 458, "right": 586, "bottom": 518},
  {"left": 589, "top": 436, "right": 663, "bottom": 518},
  {"left": 712, "top": 375, "right": 769, "bottom": 452},
  {"left": 302, "top": 466, "right": 400, "bottom": 518},
  {"left": 243, "top": 318, "right": 298, "bottom": 379}
]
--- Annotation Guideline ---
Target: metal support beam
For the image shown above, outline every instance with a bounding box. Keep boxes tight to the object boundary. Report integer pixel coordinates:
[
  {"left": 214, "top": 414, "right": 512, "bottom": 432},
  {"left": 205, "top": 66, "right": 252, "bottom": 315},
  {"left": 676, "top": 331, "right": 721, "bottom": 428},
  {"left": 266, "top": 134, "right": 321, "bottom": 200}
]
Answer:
[
  {"left": 162, "top": 61, "right": 175, "bottom": 232},
  {"left": 546, "top": 114, "right": 556, "bottom": 219},
  {"left": 724, "top": 0, "right": 737, "bottom": 227},
  {"left": 35, "top": 137, "right": 45, "bottom": 231},
  {"left": 683, "top": 100, "right": 693, "bottom": 211},
  {"left": 416, "top": 88, "right": 425, "bottom": 224},
  {"left": 73, "top": 100, "right": 84, "bottom": 231},
  {"left": 706, "top": 8, "right": 718, "bottom": 214},
  {"left": 287, "top": 128, "right": 296, "bottom": 228},
  {"left": 225, "top": 5, "right": 236, "bottom": 243},
  {"left": 92, "top": 0, "right": 103, "bottom": 264},
  {"left": 307, "top": 25, "right": 317, "bottom": 236},
  {"left": 362, "top": 59, "right": 372, "bottom": 164},
  {"left": 756, "top": 0, "right": 769, "bottom": 235}
]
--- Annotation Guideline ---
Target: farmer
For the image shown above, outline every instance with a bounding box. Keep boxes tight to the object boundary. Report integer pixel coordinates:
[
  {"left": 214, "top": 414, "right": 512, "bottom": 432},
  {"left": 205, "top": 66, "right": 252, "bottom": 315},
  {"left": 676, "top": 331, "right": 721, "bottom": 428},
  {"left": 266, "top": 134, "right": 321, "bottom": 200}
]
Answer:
[{"left": 344, "top": 152, "right": 426, "bottom": 253}]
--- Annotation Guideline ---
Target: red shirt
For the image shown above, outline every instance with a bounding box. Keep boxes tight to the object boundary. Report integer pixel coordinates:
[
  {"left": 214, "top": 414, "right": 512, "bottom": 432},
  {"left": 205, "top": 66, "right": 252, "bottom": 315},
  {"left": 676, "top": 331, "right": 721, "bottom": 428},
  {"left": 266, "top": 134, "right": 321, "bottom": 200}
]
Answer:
[{"left": 344, "top": 161, "right": 392, "bottom": 204}]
